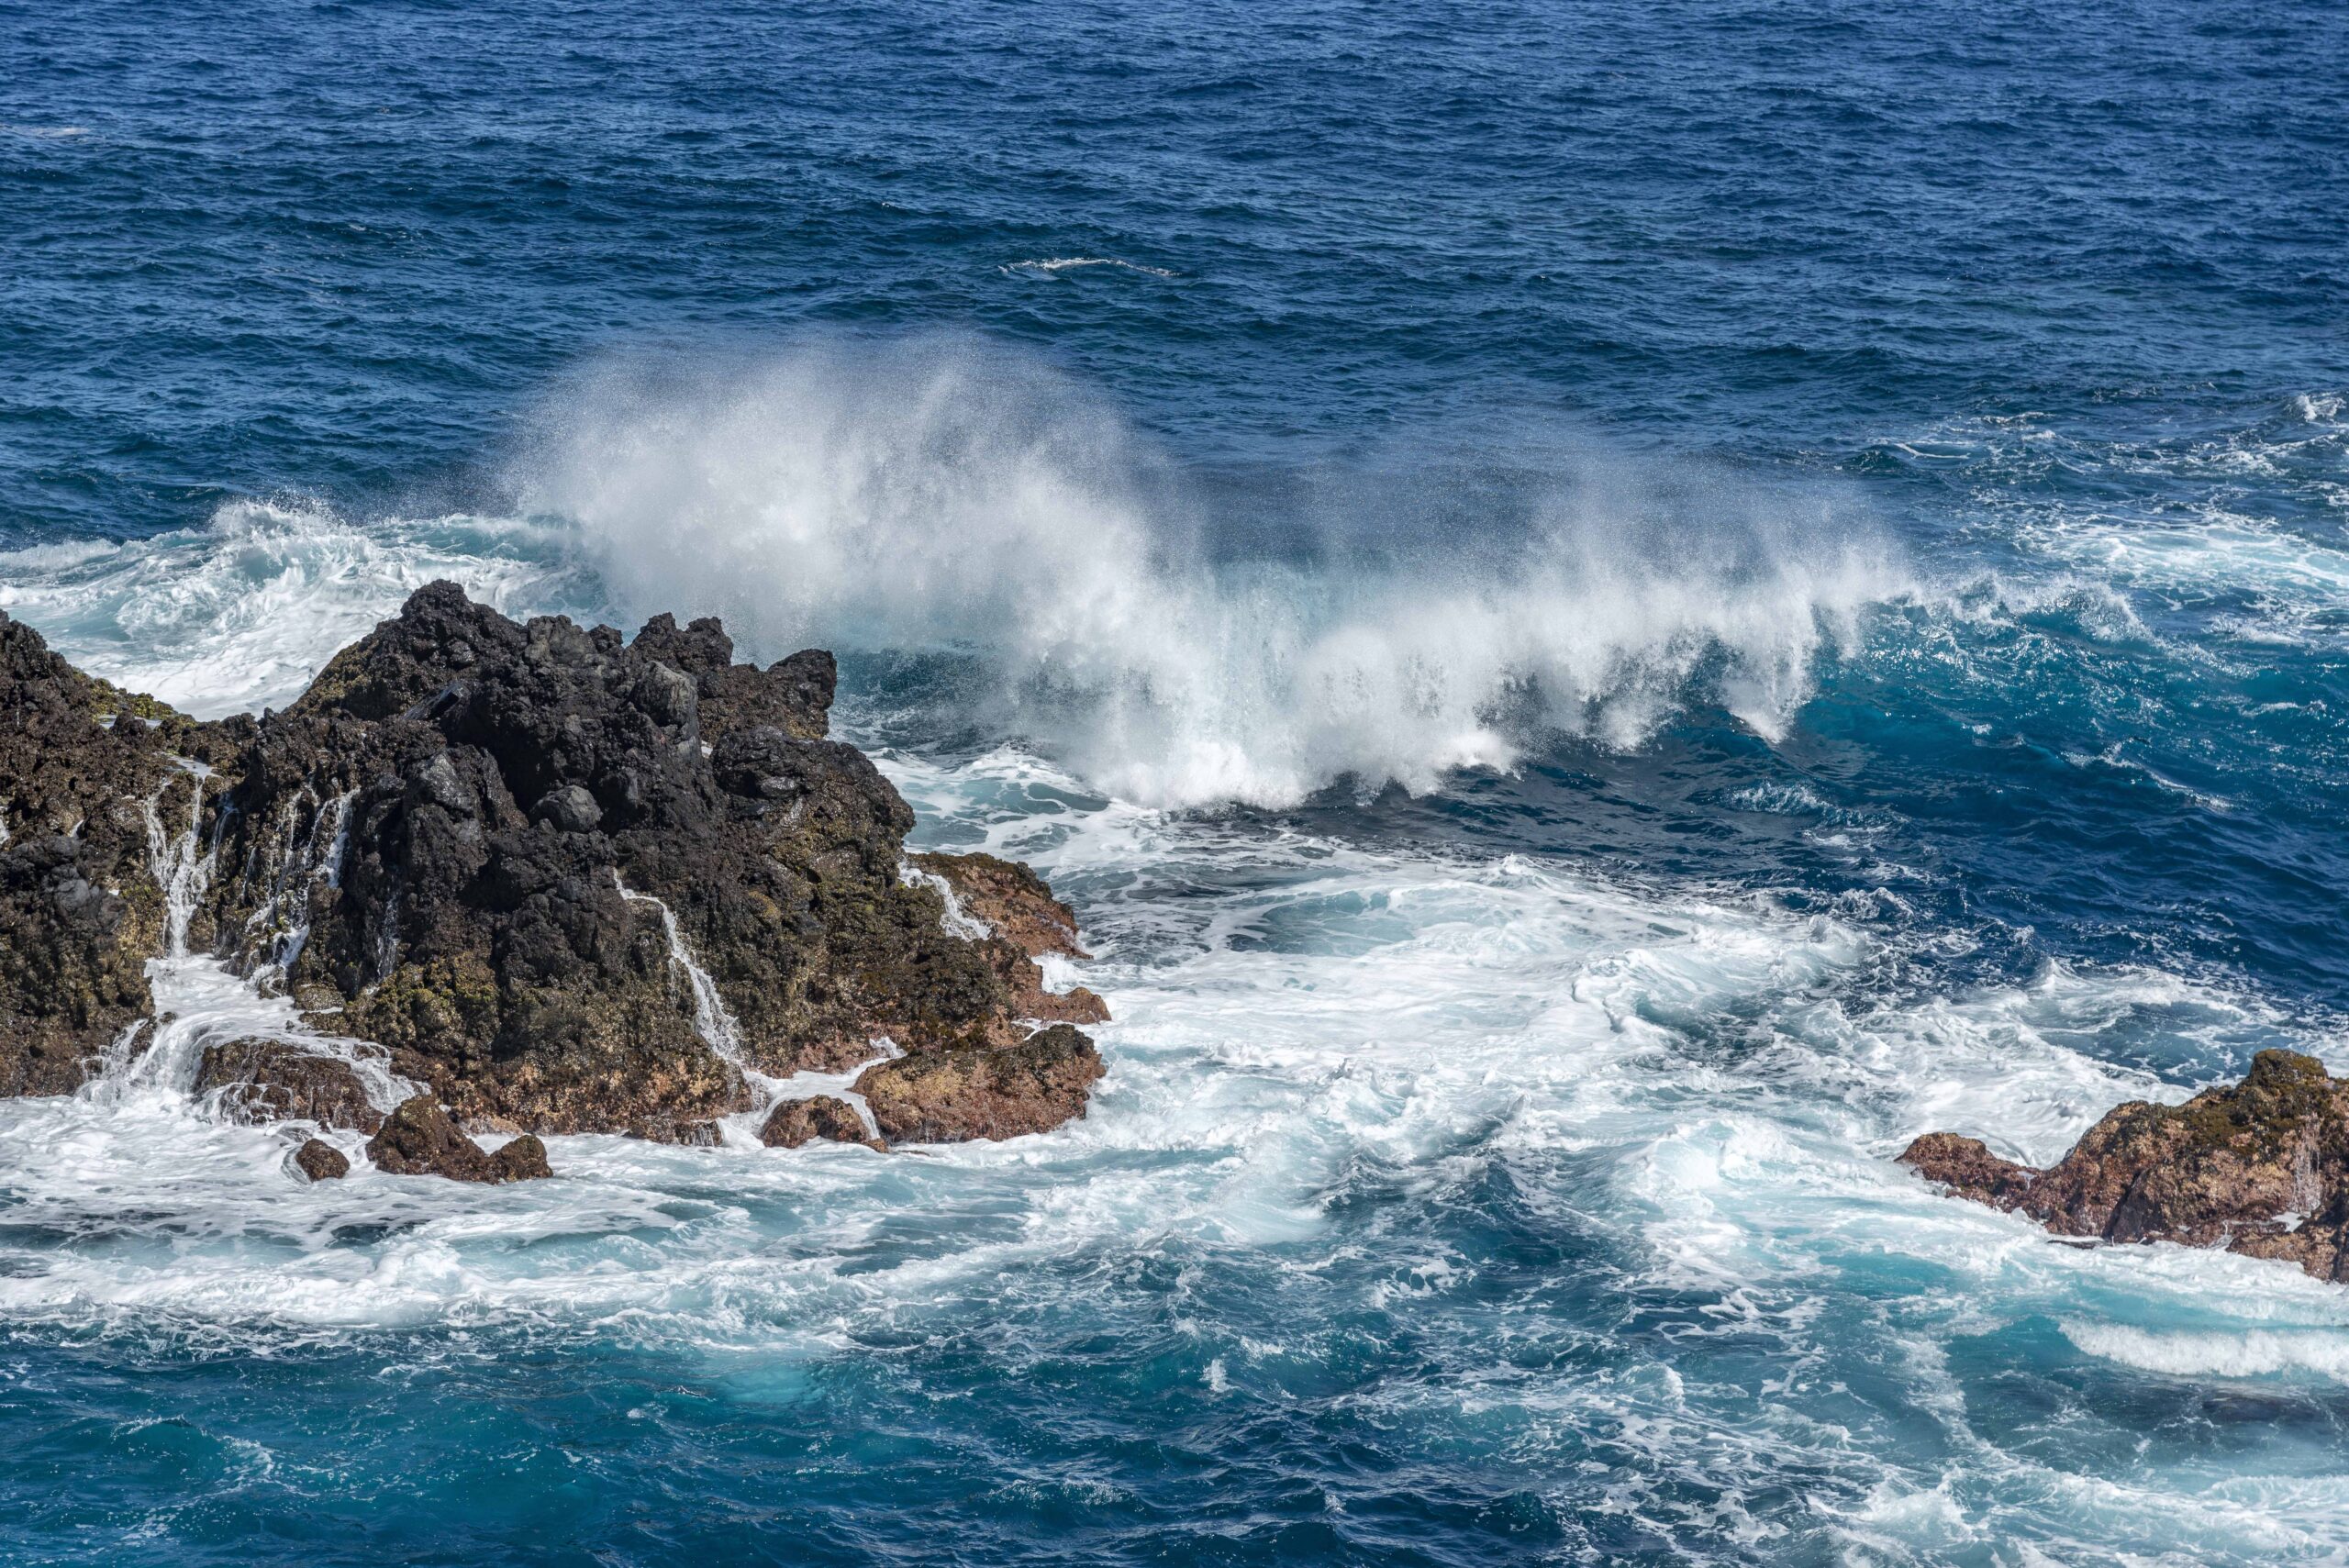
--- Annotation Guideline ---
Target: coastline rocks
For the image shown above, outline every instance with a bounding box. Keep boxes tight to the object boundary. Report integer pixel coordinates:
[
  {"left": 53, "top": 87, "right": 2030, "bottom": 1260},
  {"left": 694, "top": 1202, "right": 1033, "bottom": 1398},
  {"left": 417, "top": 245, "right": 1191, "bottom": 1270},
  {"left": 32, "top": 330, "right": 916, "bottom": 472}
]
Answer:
[
  {"left": 909, "top": 851, "right": 1110, "bottom": 1028},
  {"left": 204, "top": 583, "right": 1039, "bottom": 1129},
  {"left": 0, "top": 585, "right": 1109, "bottom": 1149},
  {"left": 1900, "top": 1049, "right": 2349, "bottom": 1284},
  {"left": 855, "top": 1024, "right": 1106, "bottom": 1144},
  {"left": 365, "top": 1094, "right": 552, "bottom": 1183},
  {"left": 0, "top": 612, "right": 209, "bottom": 1094},
  {"left": 294, "top": 1138, "right": 350, "bottom": 1181},
  {"left": 194, "top": 1039, "right": 385, "bottom": 1132},
  {"left": 758, "top": 1094, "right": 879, "bottom": 1150}
]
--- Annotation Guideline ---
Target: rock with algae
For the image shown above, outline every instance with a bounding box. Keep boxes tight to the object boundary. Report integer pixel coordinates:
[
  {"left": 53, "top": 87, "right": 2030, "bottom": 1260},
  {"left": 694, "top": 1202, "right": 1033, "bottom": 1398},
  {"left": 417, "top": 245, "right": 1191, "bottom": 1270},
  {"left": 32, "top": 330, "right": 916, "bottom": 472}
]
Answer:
[
  {"left": 1900, "top": 1049, "right": 2349, "bottom": 1284},
  {"left": 0, "top": 586, "right": 1110, "bottom": 1151}
]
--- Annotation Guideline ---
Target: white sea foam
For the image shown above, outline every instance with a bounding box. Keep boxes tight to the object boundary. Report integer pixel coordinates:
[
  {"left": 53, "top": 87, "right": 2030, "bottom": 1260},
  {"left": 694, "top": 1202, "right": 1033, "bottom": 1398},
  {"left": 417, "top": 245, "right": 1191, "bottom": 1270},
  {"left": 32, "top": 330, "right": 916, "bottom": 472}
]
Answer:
[
  {"left": 0, "top": 729, "right": 2342, "bottom": 1562},
  {"left": 1003, "top": 257, "right": 1180, "bottom": 278},
  {"left": 2061, "top": 1322, "right": 2349, "bottom": 1382},
  {"left": 519, "top": 342, "right": 1911, "bottom": 806},
  {"left": 0, "top": 498, "right": 596, "bottom": 717}
]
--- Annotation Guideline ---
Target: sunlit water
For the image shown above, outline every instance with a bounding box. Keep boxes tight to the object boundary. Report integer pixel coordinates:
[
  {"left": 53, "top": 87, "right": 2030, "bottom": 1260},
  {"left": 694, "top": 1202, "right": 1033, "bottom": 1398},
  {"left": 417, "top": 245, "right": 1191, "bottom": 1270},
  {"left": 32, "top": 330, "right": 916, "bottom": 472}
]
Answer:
[{"left": 2, "top": 1, "right": 2346, "bottom": 1562}]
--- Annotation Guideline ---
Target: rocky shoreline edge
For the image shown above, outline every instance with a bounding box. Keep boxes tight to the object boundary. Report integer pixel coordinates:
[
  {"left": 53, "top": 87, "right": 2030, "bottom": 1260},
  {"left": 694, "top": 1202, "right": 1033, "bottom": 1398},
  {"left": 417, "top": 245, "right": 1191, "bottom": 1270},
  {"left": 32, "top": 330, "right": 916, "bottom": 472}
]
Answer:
[
  {"left": 0, "top": 584, "right": 1109, "bottom": 1183},
  {"left": 1902, "top": 1049, "right": 2349, "bottom": 1284}
]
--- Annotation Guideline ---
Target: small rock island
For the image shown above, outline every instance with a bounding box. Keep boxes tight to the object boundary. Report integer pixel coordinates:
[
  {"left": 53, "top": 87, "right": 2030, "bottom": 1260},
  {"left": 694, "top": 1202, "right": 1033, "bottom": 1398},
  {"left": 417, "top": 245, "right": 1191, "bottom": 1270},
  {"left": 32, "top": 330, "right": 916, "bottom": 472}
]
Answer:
[
  {"left": 1902, "top": 1049, "right": 2349, "bottom": 1284},
  {"left": 0, "top": 584, "right": 1109, "bottom": 1181}
]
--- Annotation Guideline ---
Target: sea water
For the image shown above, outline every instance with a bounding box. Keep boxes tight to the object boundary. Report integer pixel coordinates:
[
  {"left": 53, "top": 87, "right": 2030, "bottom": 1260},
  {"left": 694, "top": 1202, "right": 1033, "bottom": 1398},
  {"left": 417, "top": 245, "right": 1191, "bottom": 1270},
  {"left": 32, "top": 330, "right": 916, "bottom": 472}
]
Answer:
[{"left": 1, "top": 1, "right": 2345, "bottom": 1562}]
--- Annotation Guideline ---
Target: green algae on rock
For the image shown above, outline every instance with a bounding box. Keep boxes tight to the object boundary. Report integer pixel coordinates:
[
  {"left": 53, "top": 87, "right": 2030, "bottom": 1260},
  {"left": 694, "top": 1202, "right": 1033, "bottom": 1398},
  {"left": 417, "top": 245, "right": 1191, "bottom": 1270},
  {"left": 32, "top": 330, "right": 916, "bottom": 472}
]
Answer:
[{"left": 1901, "top": 1050, "right": 2349, "bottom": 1284}]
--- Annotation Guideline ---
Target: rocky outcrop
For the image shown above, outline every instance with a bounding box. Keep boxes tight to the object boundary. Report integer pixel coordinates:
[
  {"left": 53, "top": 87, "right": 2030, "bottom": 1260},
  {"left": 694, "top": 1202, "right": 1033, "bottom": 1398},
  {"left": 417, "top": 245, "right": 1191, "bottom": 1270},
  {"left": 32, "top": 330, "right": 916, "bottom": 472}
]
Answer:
[
  {"left": 1900, "top": 1050, "right": 2349, "bottom": 1284},
  {"left": 909, "top": 851, "right": 1109, "bottom": 1027},
  {"left": 197, "top": 583, "right": 1100, "bottom": 1137},
  {"left": 0, "top": 611, "right": 229, "bottom": 1094},
  {"left": 365, "top": 1094, "right": 552, "bottom": 1182},
  {"left": 855, "top": 1023, "right": 1105, "bottom": 1143},
  {"left": 195, "top": 1039, "right": 384, "bottom": 1132},
  {"left": 759, "top": 1094, "right": 878, "bottom": 1150},
  {"left": 294, "top": 1138, "right": 350, "bottom": 1181},
  {"left": 0, "top": 586, "right": 1109, "bottom": 1155}
]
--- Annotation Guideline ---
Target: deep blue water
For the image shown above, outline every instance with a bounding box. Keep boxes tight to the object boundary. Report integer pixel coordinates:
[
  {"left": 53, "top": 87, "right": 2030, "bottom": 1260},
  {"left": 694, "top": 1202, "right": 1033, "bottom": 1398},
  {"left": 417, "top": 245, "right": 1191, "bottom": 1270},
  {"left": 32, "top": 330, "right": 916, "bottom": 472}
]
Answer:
[{"left": 3, "top": 1, "right": 2348, "bottom": 1563}]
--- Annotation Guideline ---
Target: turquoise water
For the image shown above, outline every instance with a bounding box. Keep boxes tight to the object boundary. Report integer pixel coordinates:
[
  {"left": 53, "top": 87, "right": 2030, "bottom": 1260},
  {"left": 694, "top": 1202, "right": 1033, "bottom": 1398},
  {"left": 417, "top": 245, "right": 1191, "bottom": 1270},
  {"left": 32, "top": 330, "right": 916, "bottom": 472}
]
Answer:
[{"left": 2, "top": 2, "right": 2347, "bottom": 1562}]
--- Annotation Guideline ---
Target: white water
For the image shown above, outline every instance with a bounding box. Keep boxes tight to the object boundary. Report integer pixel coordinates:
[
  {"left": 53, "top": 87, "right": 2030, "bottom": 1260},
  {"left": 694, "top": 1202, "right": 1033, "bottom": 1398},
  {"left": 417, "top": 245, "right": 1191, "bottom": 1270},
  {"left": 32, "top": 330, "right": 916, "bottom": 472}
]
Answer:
[
  {"left": 525, "top": 344, "right": 1912, "bottom": 806},
  {"left": 0, "top": 714, "right": 2343, "bottom": 1562}
]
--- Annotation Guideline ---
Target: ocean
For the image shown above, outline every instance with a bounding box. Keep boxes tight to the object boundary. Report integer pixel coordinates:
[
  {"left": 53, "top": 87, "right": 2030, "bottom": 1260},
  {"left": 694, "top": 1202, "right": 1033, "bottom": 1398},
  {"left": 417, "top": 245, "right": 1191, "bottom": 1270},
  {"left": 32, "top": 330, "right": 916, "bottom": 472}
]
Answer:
[{"left": 2, "top": 1, "right": 2346, "bottom": 1562}]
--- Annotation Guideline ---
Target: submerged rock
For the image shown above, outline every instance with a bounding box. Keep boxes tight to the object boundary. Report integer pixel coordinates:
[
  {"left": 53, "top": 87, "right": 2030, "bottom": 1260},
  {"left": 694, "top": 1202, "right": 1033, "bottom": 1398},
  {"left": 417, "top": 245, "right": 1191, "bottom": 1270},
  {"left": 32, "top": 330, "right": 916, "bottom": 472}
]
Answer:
[
  {"left": 0, "top": 586, "right": 1108, "bottom": 1148},
  {"left": 855, "top": 1024, "right": 1105, "bottom": 1144},
  {"left": 365, "top": 1094, "right": 552, "bottom": 1182},
  {"left": 759, "top": 1094, "right": 878, "bottom": 1150},
  {"left": 1900, "top": 1049, "right": 2349, "bottom": 1284},
  {"left": 195, "top": 1039, "right": 384, "bottom": 1132},
  {"left": 294, "top": 1138, "right": 350, "bottom": 1181}
]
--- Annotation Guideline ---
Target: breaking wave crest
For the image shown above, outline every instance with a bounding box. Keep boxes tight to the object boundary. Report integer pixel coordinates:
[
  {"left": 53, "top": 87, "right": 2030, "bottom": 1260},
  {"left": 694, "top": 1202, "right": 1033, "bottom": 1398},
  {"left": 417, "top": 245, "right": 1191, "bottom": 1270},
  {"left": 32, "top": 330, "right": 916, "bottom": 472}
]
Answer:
[{"left": 525, "top": 342, "right": 1911, "bottom": 806}]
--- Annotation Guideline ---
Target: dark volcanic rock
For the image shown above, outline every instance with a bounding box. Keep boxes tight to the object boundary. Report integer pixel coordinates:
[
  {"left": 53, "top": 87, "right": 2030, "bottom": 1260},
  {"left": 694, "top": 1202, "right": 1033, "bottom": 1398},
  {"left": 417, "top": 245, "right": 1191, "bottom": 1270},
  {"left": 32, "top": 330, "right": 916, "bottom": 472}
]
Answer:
[
  {"left": 759, "top": 1094, "right": 878, "bottom": 1150},
  {"left": 198, "top": 583, "right": 1029, "bottom": 1131},
  {"left": 855, "top": 1024, "right": 1106, "bottom": 1144},
  {"left": 1900, "top": 1050, "right": 2349, "bottom": 1284},
  {"left": 631, "top": 613, "right": 834, "bottom": 742},
  {"left": 195, "top": 1039, "right": 384, "bottom": 1132},
  {"left": 0, "top": 613, "right": 188, "bottom": 1094},
  {"left": 3, "top": 585, "right": 1108, "bottom": 1147},
  {"left": 294, "top": 1138, "right": 350, "bottom": 1181},
  {"left": 366, "top": 1094, "right": 551, "bottom": 1182}
]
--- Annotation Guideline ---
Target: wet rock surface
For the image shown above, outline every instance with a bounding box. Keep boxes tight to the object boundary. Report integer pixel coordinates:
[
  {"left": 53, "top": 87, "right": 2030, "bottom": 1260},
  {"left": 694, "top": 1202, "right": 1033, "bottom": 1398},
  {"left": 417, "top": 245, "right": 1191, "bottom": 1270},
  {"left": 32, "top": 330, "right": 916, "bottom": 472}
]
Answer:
[
  {"left": 0, "top": 613, "right": 213, "bottom": 1094},
  {"left": 758, "top": 1094, "right": 878, "bottom": 1150},
  {"left": 294, "top": 1138, "right": 350, "bottom": 1181},
  {"left": 1901, "top": 1049, "right": 2349, "bottom": 1283},
  {"left": 195, "top": 1039, "right": 385, "bottom": 1132},
  {"left": 366, "top": 1094, "right": 552, "bottom": 1182},
  {"left": 1, "top": 587, "right": 1108, "bottom": 1147},
  {"left": 856, "top": 1024, "right": 1106, "bottom": 1144},
  {"left": 910, "top": 851, "right": 1110, "bottom": 1028}
]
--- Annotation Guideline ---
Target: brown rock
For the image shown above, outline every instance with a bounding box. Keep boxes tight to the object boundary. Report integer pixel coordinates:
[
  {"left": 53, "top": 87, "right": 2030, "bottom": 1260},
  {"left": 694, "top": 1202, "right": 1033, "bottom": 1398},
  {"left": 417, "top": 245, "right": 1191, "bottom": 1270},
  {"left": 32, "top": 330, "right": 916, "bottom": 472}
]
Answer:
[
  {"left": 294, "top": 1138, "right": 350, "bottom": 1181},
  {"left": 195, "top": 1039, "right": 384, "bottom": 1132},
  {"left": 625, "top": 1113, "right": 724, "bottom": 1146},
  {"left": 1896, "top": 1132, "right": 2038, "bottom": 1209},
  {"left": 911, "top": 851, "right": 1109, "bottom": 1025},
  {"left": 759, "top": 1094, "right": 878, "bottom": 1150},
  {"left": 855, "top": 1024, "right": 1105, "bottom": 1144},
  {"left": 910, "top": 851, "right": 1088, "bottom": 958},
  {"left": 486, "top": 1134, "right": 553, "bottom": 1182},
  {"left": 1900, "top": 1050, "right": 2349, "bottom": 1284},
  {"left": 366, "top": 1093, "right": 551, "bottom": 1182}
]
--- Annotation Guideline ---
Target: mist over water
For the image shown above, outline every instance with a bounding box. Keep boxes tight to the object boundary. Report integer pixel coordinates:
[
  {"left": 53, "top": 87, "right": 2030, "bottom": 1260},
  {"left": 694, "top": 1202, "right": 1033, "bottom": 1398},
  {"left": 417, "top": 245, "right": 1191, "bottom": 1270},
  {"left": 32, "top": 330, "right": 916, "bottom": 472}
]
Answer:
[
  {"left": 529, "top": 342, "right": 1910, "bottom": 805},
  {"left": 3, "top": 0, "right": 2347, "bottom": 1562}
]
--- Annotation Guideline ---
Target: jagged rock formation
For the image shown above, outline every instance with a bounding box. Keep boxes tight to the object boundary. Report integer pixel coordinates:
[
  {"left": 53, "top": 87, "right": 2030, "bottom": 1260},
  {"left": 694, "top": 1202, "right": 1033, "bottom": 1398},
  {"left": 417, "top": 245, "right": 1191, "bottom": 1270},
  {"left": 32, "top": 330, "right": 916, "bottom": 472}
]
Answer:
[
  {"left": 910, "top": 851, "right": 1110, "bottom": 1027},
  {"left": 0, "top": 611, "right": 239, "bottom": 1094},
  {"left": 855, "top": 1023, "right": 1106, "bottom": 1143},
  {"left": 1901, "top": 1049, "right": 2349, "bottom": 1284},
  {"left": 0, "top": 587, "right": 1109, "bottom": 1159},
  {"left": 759, "top": 1094, "right": 878, "bottom": 1150},
  {"left": 366, "top": 1095, "right": 552, "bottom": 1182}
]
